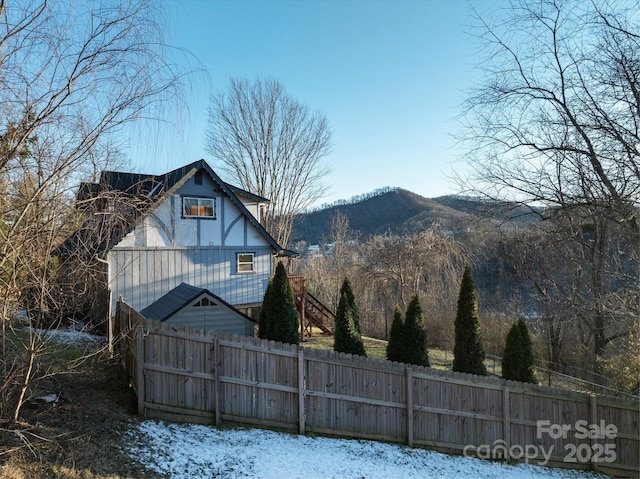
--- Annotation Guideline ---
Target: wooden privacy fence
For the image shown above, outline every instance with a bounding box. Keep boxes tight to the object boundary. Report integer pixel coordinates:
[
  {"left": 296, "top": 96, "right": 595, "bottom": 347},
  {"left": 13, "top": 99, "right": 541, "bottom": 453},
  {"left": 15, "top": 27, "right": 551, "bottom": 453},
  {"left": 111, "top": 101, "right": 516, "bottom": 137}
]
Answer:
[{"left": 114, "top": 299, "right": 639, "bottom": 477}]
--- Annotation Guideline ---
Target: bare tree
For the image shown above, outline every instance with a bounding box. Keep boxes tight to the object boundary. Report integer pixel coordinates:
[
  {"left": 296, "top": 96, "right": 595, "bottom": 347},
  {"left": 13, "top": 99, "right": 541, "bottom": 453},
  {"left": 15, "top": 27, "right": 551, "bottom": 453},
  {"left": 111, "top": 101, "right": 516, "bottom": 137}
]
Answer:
[
  {"left": 462, "top": 0, "right": 639, "bottom": 227},
  {"left": 300, "top": 212, "right": 358, "bottom": 317},
  {"left": 460, "top": 0, "right": 640, "bottom": 365},
  {"left": 328, "top": 212, "right": 357, "bottom": 305},
  {"left": 365, "top": 227, "right": 465, "bottom": 340},
  {"left": 206, "top": 77, "right": 332, "bottom": 248},
  {"left": 0, "top": 0, "right": 187, "bottom": 427}
]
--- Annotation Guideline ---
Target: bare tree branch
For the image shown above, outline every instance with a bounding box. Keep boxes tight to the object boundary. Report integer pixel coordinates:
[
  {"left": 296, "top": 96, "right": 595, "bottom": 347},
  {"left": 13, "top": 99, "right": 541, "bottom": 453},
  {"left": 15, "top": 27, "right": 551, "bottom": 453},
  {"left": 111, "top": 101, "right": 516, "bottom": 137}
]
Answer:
[
  {"left": 0, "top": 0, "right": 189, "bottom": 428},
  {"left": 458, "top": 0, "right": 640, "bottom": 367},
  {"left": 206, "top": 77, "right": 332, "bottom": 248}
]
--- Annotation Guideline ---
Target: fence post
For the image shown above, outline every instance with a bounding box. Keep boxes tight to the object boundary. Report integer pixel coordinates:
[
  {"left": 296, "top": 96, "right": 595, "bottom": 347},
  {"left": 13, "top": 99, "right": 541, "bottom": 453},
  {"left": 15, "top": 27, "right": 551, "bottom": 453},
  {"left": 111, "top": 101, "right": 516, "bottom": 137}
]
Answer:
[
  {"left": 108, "top": 297, "right": 115, "bottom": 355},
  {"left": 136, "top": 325, "right": 145, "bottom": 417},
  {"left": 213, "top": 336, "right": 221, "bottom": 427},
  {"left": 589, "top": 394, "right": 598, "bottom": 472},
  {"left": 300, "top": 295, "right": 306, "bottom": 339},
  {"left": 112, "top": 298, "right": 120, "bottom": 357},
  {"left": 298, "top": 348, "right": 305, "bottom": 434},
  {"left": 107, "top": 292, "right": 114, "bottom": 356},
  {"left": 406, "top": 366, "right": 414, "bottom": 447},
  {"left": 503, "top": 385, "right": 510, "bottom": 460}
]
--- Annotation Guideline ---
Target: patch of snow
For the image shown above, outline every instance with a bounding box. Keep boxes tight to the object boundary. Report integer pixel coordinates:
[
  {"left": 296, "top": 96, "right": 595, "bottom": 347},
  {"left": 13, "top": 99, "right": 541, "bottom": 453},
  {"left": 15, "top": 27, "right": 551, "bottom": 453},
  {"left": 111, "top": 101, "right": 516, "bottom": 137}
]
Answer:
[
  {"left": 13, "top": 310, "right": 29, "bottom": 322},
  {"left": 34, "top": 393, "right": 60, "bottom": 406},
  {"left": 24, "top": 326, "right": 106, "bottom": 348},
  {"left": 128, "top": 421, "right": 609, "bottom": 479}
]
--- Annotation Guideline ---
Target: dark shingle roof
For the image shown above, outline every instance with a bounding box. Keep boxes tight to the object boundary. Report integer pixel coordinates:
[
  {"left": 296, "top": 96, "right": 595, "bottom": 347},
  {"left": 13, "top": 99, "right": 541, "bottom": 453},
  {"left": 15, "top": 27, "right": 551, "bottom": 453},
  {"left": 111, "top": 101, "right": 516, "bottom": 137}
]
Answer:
[
  {"left": 56, "top": 159, "right": 295, "bottom": 258},
  {"left": 140, "top": 282, "right": 256, "bottom": 323},
  {"left": 226, "top": 183, "right": 270, "bottom": 204}
]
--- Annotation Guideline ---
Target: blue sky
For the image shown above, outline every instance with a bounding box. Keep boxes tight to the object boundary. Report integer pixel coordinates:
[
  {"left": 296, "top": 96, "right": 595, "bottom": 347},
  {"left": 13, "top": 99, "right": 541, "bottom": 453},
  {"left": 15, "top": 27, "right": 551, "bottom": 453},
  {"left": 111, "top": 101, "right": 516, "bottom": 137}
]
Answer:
[{"left": 131, "top": 0, "right": 487, "bottom": 208}]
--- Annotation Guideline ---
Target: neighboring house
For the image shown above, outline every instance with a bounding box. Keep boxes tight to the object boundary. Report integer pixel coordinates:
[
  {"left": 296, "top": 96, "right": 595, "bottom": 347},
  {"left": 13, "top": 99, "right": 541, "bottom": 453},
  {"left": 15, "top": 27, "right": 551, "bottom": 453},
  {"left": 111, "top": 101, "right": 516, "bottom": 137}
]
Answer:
[
  {"left": 140, "top": 282, "right": 256, "bottom": 336},
  {"left": 57, "top": 159, "right": 295, "bottom": 326}
]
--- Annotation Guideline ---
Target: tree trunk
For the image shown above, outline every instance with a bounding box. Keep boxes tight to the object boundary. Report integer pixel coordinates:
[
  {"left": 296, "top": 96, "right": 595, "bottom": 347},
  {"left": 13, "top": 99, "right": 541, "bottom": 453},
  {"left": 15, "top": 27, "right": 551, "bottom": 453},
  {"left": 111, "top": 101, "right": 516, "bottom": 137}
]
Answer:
[
  {"left": 8, "top": 334, "right": 36, "bottom": 428},
  {"left": 592, "top": 219, "right": 607, "bottom": 358}
]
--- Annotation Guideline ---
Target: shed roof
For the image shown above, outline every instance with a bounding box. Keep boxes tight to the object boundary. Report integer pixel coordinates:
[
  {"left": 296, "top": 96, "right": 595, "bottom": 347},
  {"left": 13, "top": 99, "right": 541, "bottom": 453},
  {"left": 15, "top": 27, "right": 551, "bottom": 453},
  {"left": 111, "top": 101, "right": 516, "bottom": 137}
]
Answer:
[{"left": 140, "top": 282, "right": 256, "bottom": 324}]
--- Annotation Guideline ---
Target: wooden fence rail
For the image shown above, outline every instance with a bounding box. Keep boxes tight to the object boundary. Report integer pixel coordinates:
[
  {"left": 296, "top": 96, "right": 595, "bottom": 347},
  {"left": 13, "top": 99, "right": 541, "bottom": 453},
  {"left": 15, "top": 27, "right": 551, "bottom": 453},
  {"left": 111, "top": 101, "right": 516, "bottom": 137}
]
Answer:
[{"left": 115, "top": 299, "right": 639, "bottom": 477}]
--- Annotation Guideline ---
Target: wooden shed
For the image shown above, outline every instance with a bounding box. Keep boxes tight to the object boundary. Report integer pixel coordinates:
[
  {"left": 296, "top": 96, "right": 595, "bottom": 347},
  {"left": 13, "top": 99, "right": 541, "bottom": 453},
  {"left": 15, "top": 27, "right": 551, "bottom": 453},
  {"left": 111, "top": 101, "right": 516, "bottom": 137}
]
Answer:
[{"left": 140, "top": 283, "right": 256, "bottom": 336}]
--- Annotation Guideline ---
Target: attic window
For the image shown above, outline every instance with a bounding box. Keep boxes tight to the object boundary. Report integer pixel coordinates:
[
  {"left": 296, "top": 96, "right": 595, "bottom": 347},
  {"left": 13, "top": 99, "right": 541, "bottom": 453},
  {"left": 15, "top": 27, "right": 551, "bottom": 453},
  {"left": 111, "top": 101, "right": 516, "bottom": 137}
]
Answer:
[
  {"left": 237, "top": 253, "right": 255, "bottom": 273},
  {"left": 183, "top": 197, "right": 215, "bottom": 218},
  {"left": 193, "top": 297, "right": 216, "bottom": 307},
  {"left": 194, "top": 171, "right": 203, "bottom": 185}
]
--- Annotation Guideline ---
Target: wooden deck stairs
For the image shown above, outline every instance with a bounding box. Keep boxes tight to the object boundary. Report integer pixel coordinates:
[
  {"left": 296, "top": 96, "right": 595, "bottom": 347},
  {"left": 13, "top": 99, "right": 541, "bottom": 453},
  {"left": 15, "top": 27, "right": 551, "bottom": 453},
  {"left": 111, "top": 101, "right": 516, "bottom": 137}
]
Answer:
[{"left": 288, "top": 275, "right": 335, "bottom": 338}]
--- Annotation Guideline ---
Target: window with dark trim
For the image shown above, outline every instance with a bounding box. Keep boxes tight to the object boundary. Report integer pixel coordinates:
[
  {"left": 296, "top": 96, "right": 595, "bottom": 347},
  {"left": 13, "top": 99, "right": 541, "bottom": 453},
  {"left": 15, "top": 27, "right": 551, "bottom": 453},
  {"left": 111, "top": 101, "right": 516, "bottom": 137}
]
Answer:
[
  {"left": 237, "top": 253, "right": 255, "bottom": 273},
  {"left": 183, "top": 197, "right": 215, "bottom": 218}
]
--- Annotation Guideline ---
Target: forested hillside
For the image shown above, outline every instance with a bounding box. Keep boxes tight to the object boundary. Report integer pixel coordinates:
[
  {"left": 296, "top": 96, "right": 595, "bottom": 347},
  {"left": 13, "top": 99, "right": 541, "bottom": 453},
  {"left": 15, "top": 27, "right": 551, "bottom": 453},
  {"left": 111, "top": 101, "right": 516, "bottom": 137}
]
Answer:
[
  {"left": 290, "top": 188, "right": 543, "bottom": 246},
  {"left": 291, "top": 188, "right": 475, "bottom": 245}
]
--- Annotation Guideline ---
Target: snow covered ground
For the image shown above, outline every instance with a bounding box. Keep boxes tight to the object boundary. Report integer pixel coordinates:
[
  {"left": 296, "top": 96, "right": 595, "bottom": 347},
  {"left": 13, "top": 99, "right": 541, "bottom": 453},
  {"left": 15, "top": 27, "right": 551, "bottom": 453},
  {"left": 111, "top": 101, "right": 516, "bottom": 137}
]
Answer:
[
  {"left": 127, "top": 421, "right": 609, "bottom": 479},
  {"left": 17, "top": 310, "right": 107, "bottom": 348},
  {"left": 30, "top": 327, "right": 107, "bottom": 347}
]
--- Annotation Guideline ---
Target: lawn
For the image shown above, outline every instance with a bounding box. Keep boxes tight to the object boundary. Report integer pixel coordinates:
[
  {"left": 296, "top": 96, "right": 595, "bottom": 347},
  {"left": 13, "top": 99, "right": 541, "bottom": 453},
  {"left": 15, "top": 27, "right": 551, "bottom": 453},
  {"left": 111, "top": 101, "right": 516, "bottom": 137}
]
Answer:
[
  {"left": 301, "top": 328, "right": 388, "bottom": 359},
  {"left": 301, "top": 328, "right": 505, "bottom": 377}
]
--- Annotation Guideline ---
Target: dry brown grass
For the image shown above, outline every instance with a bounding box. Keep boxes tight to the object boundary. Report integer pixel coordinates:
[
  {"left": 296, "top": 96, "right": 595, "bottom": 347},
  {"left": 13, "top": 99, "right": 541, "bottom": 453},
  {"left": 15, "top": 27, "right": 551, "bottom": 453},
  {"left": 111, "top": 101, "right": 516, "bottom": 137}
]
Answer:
[
  {"left": 0, "top": 327, "right": 574, "bottom": 478},
  {"left": 300, "top": 329, "right": 388, "bottom": 359},
  {"left": 0, "top": 333, "right": 150, "bottom": 479},
  {"left": 300, "top": 328, "right": 497, "bottom": 373}
]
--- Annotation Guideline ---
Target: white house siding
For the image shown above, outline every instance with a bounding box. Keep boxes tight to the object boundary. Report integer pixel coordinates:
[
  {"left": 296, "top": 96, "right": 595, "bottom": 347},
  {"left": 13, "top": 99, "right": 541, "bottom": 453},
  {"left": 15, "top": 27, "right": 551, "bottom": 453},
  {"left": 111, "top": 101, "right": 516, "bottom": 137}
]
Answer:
[
  {"left": 232, "top": 189, "right": 262, "bottom": 223},
  {"left": 145, "top": 202, "right": 173, "bottom": 247},
  {"left": 120, "top": 190, "right": 266, "bottom": 250},
  {"left": 240, "top": 202, "right": 260, "bottom": 222}
]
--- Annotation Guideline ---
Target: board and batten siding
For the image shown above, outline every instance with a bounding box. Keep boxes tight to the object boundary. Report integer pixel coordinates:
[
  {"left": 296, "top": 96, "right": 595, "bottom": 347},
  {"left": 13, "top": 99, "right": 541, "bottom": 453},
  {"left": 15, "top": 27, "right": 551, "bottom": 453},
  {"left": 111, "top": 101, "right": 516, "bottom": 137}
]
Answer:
[
  {"left": 108, "top": 246, "right": 272, "bottom": 314},
  {"left": 164, "top": 296, "right": 254, "bottom": 336},
  {"left": 107, "top": 172, "right": 274, "bottom": 314}
]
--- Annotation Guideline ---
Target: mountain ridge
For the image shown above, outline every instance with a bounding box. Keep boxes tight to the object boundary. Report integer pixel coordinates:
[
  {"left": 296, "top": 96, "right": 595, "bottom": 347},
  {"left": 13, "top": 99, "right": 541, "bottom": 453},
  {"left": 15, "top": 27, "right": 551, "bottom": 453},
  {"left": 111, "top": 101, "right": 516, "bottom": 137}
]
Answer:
[
  {"left": 291, "top": 188, "right": 474, "bottom": 245},
  {"left": 291, "top": 187, "right": 542, "bottom": 246}
]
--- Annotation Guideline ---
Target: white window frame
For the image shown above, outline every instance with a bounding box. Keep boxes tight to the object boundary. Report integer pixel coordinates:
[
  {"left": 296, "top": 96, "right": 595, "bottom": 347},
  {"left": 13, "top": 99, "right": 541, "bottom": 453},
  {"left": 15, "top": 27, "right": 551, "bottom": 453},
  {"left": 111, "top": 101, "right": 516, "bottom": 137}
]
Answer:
[
  {"left": 237, "top": 253, "right": 255, "bottom": 274},
  {"left": 183, "top": 196, "right": 215, "bottom": 218}
]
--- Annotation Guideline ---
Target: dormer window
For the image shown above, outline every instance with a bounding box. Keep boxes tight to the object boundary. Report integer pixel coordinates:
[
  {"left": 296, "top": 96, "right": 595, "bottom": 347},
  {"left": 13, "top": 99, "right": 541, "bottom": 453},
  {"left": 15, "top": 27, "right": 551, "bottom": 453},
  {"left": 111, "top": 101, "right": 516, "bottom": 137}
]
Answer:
[{"left": 183, "top": 197, "right": 215, "bottom": 218}]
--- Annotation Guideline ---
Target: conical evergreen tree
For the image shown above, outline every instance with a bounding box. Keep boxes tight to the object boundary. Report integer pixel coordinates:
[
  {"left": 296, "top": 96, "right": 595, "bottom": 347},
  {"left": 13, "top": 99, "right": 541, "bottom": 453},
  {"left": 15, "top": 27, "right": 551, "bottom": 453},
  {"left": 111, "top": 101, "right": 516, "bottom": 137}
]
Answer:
[
  {"left": 339, "top": 278, "right": 361, "bottom": 333},
  {"left": 334, "top": 291, "right": 366, "bottom": 356},
  {"left": 453, "top": 264, "right": 487, "bottom": 375},
  {"left": 258, "top": 262, "right": 299, "bottom": 344},
  {"left": 502, "top": 322, "right": 523, "bottom": 381},
  {"left": 517, "top": 318, "right": 537, "bottom": 384},
  {"left": 386, "top": 305, "right": 405, "bottom": 362},
  {"left": 403, "top": 294, "right": 430, "bottom": 367}
]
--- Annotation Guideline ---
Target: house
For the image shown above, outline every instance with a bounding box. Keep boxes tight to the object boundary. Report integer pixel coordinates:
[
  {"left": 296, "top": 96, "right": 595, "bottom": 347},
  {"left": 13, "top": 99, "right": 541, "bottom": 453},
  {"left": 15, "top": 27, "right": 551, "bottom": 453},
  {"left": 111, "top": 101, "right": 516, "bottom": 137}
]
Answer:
[
  {"left": 57, "top": 159, "right": 295, "bottom": 327},
  {"left": 140, "top": 282, "right": 256, "bottom": 336}
]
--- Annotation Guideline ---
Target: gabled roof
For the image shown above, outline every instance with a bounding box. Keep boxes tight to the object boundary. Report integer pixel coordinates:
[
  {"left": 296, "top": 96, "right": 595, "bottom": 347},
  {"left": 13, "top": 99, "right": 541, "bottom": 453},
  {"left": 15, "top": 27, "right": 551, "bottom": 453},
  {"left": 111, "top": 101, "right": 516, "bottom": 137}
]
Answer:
[
  {"left": 140, "top": 282, "right": 256, "bottom": 323},
  {"left": 226, "top": 183, "right": 271, "bottom": 204},
  {"left": 56, "top": 159, "right": 294, "bottom": 257}
]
